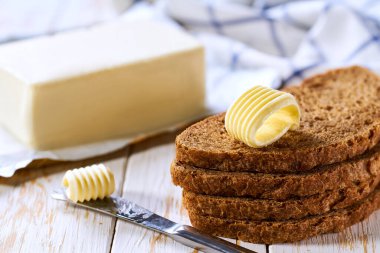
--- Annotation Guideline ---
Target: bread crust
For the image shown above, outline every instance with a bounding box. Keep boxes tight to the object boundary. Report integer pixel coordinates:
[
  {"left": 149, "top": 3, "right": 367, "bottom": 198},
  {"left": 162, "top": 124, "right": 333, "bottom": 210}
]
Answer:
[
  {"left": 187, "top": 188, "right": 380, "bottom": 244},
  {"left": 183, "top": 180, "right": 378, "bottom": 220},
  {"left": 172, "top": 144, "right": 380, "bottom": 199},
  {"left": 176, "top": 66, "right": 380, "bottom": 173}
]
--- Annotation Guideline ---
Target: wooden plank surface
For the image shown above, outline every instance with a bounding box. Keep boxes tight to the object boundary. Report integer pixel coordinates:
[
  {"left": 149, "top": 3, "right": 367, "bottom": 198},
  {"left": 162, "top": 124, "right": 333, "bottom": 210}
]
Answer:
[
  {"left": 2, "top": 132, "right": 380, "bottom": 252},
  {"left": 270, "top": 210, "right": 380, "bottom": 253}
]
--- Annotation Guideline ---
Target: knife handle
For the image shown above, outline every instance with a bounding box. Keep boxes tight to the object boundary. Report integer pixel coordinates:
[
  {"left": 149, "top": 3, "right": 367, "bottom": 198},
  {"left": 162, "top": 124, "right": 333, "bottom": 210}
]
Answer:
[{"left": 168, "top": 225, "right": 256, "bottom": 253}]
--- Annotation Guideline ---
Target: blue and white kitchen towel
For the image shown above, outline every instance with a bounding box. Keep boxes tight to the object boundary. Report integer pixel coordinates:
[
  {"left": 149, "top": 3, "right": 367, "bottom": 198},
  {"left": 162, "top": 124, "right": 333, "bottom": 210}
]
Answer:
[
  {"left": 1, "top": 0, "right": 380, "bottom": 177},
  {"left": 166, "top": 0, "right": 380, "bottom": 111}
]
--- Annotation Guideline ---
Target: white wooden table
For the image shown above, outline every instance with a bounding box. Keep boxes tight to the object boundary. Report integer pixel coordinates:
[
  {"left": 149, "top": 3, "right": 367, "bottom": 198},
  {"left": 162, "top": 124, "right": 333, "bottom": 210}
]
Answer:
[{"left": 0, "top": 132, "right": 378, "bottom": 253}]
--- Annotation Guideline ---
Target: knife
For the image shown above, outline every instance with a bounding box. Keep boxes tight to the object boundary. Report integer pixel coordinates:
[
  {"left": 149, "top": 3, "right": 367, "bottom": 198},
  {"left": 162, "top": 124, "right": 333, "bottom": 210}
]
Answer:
[{"left": 51, "top": 189, "right": 256, "bottom": 253}]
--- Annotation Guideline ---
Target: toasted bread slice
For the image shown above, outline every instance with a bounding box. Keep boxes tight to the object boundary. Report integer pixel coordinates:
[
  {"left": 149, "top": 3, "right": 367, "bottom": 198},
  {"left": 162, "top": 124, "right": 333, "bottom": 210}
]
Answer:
[
  {"left": 183, "top": 179, "right": 378, "bottom": 220},
  {"left": 176, "top": 66, "right": 380, "bottom": 173},
  {"left": 187, "top": 187, "right": 380, "bottom": 244},
  {"left": 171, "top": 143, "right": 380, "bottom": 199}
]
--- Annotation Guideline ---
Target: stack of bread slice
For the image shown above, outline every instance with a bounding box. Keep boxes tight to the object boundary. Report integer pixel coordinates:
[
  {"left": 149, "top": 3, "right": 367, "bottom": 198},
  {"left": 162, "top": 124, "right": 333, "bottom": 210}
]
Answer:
[{"left": 170, "top": 66, "right": 380, "bottom": 244}]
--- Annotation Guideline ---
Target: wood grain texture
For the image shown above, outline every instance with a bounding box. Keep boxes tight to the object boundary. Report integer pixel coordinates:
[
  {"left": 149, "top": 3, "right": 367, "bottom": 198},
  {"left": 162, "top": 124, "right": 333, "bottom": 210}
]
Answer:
[
  {"left": 2, "top": 132, "right": 379, "bottom": 253},
  {"left": 110, "top": 134, "right": 195, "bottom": 252},
  {"left": 110, "top": 133, "right": 266, "bottom": 253},
  {"left": 270, "top": 210, "right": 380, "bottom": 253},
  {"left": 0, "top": 158, "right": 127, "bottom": 253}
]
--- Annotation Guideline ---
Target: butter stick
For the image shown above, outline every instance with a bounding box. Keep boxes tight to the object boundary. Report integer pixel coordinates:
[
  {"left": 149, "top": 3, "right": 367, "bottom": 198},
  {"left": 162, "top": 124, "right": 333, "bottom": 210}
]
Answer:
[{"left": 0, "top": 20, "right": 205, "bottom": 149}]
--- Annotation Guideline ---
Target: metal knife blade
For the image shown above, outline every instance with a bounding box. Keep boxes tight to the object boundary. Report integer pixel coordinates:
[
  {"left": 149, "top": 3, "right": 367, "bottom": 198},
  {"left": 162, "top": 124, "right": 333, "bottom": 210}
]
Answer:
[{"left": 51, "top": 189, "right": 256, "bottom": 253}]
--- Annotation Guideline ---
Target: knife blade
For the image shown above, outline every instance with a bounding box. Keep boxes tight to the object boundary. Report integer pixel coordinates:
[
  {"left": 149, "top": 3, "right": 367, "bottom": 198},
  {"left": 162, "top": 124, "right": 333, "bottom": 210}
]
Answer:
[{"left": 51, "top": 189, "right": 257, "bottom": 253}]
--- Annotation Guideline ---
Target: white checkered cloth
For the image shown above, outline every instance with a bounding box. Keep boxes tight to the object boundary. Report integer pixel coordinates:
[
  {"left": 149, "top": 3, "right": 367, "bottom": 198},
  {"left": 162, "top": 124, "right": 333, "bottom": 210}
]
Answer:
[{"left": 165, "top": 0, "right": 380, "bottom": 111}]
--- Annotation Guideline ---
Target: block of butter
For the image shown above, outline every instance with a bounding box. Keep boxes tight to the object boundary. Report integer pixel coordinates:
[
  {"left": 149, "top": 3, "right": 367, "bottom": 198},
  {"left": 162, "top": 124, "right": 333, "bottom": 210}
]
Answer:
[{"left": 0, "top": 20, "right": 204, "bottom": 150}]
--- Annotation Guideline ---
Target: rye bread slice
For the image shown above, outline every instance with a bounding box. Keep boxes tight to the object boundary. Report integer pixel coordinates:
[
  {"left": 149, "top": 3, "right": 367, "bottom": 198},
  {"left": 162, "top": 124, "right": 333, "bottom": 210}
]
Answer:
[
  {"left": 176, "top": 66, "right": 380, "bottom": 173},
  {"left": 187, "top": 187, "right": 380, "bottom": 244},
  {"left": 183, "top": 179, "right": 378, "bottom": 220},
  {"left": 172, "top": 143, "right": 380, "bottom": 199}
]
